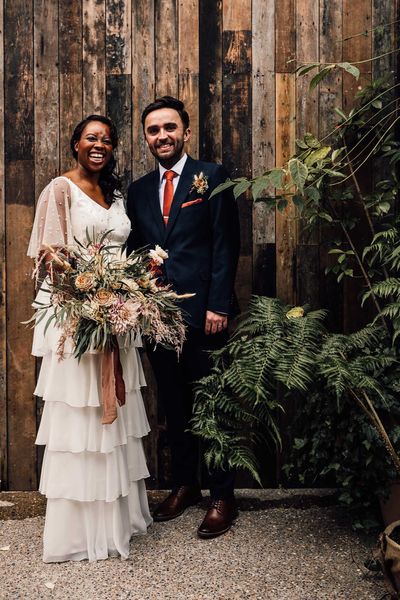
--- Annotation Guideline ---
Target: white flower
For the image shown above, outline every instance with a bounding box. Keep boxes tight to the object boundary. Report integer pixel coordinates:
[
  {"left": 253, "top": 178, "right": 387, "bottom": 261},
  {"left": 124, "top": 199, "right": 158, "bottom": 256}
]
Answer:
[
  {"left": 120, "top": 277, "right": 140, "bottom": 292},
  {"left": 149, "top": 245, "right": 169, "bottom": 265}
]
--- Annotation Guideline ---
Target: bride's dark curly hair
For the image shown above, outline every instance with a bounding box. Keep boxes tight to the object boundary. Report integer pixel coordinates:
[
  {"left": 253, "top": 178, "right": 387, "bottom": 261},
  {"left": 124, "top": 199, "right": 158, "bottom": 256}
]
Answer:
[{"left": 70, "top": 115, "right": 121, "bottom": 205}]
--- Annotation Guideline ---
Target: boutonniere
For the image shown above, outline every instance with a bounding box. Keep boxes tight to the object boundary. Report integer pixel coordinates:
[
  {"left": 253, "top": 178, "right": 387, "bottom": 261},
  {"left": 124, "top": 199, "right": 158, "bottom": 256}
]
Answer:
[{"left": 190, "top": 172, "right": 209, "bottom": 195}]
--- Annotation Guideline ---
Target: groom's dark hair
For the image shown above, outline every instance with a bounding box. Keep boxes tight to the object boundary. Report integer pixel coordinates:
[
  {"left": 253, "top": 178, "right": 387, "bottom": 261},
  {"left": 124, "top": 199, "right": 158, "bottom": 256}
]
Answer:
[{"left": 141, "top": 96, "right": 190, "bottom": 130}]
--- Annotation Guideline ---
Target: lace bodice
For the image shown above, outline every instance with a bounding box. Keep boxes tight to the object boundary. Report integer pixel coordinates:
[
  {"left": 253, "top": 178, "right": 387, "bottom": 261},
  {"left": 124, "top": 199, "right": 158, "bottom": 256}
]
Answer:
[{"left": 27, "top": 176, "right": 131, "bottom": 257}]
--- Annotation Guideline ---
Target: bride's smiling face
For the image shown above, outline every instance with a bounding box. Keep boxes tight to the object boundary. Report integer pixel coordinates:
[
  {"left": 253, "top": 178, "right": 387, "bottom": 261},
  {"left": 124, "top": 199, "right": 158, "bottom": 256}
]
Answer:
[
  {"left": 143, "top": 108, "right": 191, "bottom": 167},
  {"left": 74, "top": 122, "right": 114, "bottom": 173}
]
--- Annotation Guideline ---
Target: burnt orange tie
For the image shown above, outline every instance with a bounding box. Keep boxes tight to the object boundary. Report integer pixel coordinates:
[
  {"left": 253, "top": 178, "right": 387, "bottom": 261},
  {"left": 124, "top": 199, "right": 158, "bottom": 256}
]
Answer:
[{"left": 163, "top": 170, "right": 176, "bottom": 225}]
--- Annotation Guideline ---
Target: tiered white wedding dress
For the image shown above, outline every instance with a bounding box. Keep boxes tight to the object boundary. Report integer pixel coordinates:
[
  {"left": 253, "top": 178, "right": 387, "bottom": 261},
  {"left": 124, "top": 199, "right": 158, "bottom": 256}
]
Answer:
[{"left": 28, "top": 176, "right": 152, "bottom": 562}]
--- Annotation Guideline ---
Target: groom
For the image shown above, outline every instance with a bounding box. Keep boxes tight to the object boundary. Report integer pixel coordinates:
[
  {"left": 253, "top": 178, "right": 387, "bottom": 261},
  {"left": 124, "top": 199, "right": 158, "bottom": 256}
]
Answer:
[{"left": 127, "top": 96, "right": 240, "bottom": 538}]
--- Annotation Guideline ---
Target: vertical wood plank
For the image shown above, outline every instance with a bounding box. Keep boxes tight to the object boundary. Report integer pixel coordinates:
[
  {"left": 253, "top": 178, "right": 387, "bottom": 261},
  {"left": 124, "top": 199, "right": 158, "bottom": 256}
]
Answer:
[
  {"left": 222, "top": 0, "right": 252, "bottom": 487},
  {"left": 295, "top": 0, "right": 320, "bottom": 306},
  {"left": 372, "top": 0, "right": 396, "bottom": 79},
  {"left": 199, "top": 0, "right": 222, "bottom": 162},
  {"left": 59, "top": 0, "right": 83, "bottom": 173},
  {"left": 178, "top": 0, "right": 199, "bottom": 158},
  {"left": 106, "top": 0, "right": 132, "bottom": 192},
  {"left": 319, "top": 0, "right": 343, "bottom": 137},
  {"left": 275, "top": 0, "right": 296, "bottom": 72},
  {"left": 222, "top": 0, "right": 252, "bottom": 309},
  {"left": 132, "top": 0, "right": 155, "bottom": 179},
  {"left": 223, "top": 1, "right": 251, "bottom": 30},
  {"left": 155, "top": 0, "right": 178, "bottom": 97},
  {"left": 222, "top": 7, "right": 252, "bottom": 239},
  {"left": 252, "top": 0, "right": 276, "bottom": 297},
  {"left": 319, "top": 0, "right": 344, "bottom": 331},
  {"left": 296, "top": 0, "right": 319, "bottom": 135},
  {"left": 34, "top": 0, "right": 59, "bottom": 197},
  {"left": 342, "top": 0, "right": 372, "bottom": 109},
  {"left": 275, "top": 73, "right": 296, "bottom": 304},
  {"left": 0, "top": 0, "right": 6, "bottom": 489},
  {"left": 4, "top": 0, "right": 36, "bottom": 490},
  {"left": 83, "top": 0, "right": 106, "bottom": 115},
  {"left": 342, "top": 0, "right": 372, "bottom": 333}
]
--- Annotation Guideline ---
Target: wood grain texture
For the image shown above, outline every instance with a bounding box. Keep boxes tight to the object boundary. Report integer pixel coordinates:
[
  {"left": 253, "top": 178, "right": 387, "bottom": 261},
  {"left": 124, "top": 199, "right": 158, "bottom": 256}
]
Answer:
[
  {"left": 343, "top": 0, "right": 372, "bottom": 109},
  {"left": 106, "top": 0, "right": 132, "bottom": 192},
  {"left": 132, "top": 0, "right": 155, "bottom": 179},
  {"left": 319, "top": 0, "right": 344, "bottom": 332},
  {"left": 4, "top": 0, "right": 36, "bottom": 490},
  {"left": 106, "top": 0, "right": 131, "bottom": 75},
  {"left": 372, "top": 0, "right": 396, "bottom": 79},
  {"left": 178, "top": 0, "right": 199, "bottom": 158},
  {"left": 319, "top": 0, "right": 343, "bottom": 137},
  {"left": 252, "top": 0, "right": 276, "bottom": 298},
  {"left": 59, "top": 0, "right": 83, "bottom": 173},
  {"left": 222, "top": 15, "right": 253, "bottom": 319},
  {"left": 155, "top": 0, "right": 178, "bottom": 97},
  {"left": 295, "top": 0, "right": 319, "bottom": 289},
  {"left": 83, "top": 0, "right": 106, "bottom": 115},
  {"left": 275, "top": 0, "right": 295, "bottom": 73},
  {"left": 275, "top": 73, "right": 296, "bottom": 304},
  {"left": 296, "top": 0, "right": 319, "bottom": 142},
  {"left": 34, "top": 0, "right": 59, "bottom": 197},
  {"left": 223, "top": 0, "right": 251, "bottom": 30},
  {"left": 0, "top": 0, "right": 6, "bottom": 489},
  {"left": 222, "top": 29, "right": 252, "bottom": 238},
  {"left": 199, "top": 0, "right": 222, "bottom": 162}
]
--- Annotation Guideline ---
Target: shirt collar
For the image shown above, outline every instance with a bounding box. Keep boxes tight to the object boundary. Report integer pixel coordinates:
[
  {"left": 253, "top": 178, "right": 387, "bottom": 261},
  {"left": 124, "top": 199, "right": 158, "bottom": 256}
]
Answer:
[{"left": 159, "top": 153, "right": 188, "bottom": 182}]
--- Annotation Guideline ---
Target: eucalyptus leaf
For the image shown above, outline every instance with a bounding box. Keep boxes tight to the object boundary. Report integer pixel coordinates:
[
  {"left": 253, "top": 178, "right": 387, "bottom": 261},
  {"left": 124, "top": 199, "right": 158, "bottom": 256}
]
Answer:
[
  {"left": 209, "top": 179, "right": 237, "bottom": 199},
  {"left": 251, "top": 176, "right": 270, "bottom": 200},
  {"left": 233, "top": 180, "right": 252, "bottom": 199},
  {"left": 304, "top": 133, "right": 320, "bottom": 149},
  {"left": 337, "top": 62, "right": 360, "bottom": 80},
  {"left": 277, "top": 198, "right": 288, "bottom": 212},
  {"left": 332, "top": 147, "right": 345, "bottom": 163},
  {"left": 268, "top": 168, "right": 285, "bottom": 188},
  {"left": 309, "top": 65, "right": 335, "bottom": 91},
  {"left": 304, "top": 146, "right": 331, "bottom": 166},
  {"left": 296, "top": 63, "right": 319, "bottom": 77},
  {"left": 288, "top": 158, "right": 308, "bottom": 192}
]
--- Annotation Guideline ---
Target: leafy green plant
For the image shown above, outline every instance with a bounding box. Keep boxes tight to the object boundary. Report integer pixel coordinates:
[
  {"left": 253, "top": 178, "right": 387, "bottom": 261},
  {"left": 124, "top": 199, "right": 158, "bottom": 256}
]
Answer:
[
  {"left": 194, "top": 64, "right": 400, "bottom": 528},
  {"left": 192, "top": 298, "right": 400, "bottom": 489}
]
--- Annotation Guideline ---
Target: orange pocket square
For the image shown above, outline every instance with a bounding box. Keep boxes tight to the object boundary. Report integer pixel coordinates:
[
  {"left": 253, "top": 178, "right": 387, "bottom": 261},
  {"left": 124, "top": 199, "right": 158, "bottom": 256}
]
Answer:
[{"left": 181, "top": 198, "right": 204, "bottom": 208}]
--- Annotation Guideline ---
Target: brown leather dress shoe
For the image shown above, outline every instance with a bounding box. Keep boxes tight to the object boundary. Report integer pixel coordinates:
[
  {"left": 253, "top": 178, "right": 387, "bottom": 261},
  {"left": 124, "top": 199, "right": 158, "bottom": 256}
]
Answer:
[
  {"left": 153, "top": 485, "right": 203, "bottom": 522},
  {"left": 197, "top": 498, "right": 238, "bottom": 539}
]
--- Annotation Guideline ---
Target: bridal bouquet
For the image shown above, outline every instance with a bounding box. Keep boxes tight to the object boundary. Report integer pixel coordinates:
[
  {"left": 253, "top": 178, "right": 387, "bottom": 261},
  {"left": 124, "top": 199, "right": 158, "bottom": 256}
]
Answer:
[{"left": 29, "top": 231, "right": 190, "bottom": 360}]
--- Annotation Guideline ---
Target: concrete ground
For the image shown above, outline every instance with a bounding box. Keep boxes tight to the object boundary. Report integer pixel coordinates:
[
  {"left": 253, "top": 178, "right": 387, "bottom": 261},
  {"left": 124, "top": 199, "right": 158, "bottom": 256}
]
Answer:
[{"left": 0, "top": 490, "right": 385, "bottom": 600}]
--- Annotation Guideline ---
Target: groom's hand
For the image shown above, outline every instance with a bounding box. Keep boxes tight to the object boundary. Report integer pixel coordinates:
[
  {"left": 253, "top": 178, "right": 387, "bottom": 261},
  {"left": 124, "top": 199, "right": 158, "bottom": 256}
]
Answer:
[{"left": 205, "top": 311, "right": 228, "bottom": 335}]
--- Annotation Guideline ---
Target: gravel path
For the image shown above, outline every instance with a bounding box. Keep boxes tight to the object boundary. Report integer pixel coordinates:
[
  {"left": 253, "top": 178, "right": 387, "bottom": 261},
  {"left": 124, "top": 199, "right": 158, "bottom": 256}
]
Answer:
[{"left": 0, "top": 494, "right": 383, "bottom": 600}]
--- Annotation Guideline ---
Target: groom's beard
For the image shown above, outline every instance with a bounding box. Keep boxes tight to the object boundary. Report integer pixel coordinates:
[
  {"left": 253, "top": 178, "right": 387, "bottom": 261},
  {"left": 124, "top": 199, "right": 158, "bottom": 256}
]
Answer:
[{"left": 149, "top": 139, "right": 186, "bottom": 169}]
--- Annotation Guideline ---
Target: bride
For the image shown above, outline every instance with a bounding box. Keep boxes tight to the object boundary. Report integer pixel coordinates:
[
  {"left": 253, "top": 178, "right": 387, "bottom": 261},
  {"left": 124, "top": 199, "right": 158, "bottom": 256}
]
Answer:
[{"left": 27, "top": 115, "right": 152, "bottom": 562}]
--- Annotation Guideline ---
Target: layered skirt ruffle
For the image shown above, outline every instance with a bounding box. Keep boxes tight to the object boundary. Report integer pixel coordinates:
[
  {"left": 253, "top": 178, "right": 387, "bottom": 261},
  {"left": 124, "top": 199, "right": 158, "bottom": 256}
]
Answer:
[{"left": 33, "top": 292, "right": 152, "bottom": 562}]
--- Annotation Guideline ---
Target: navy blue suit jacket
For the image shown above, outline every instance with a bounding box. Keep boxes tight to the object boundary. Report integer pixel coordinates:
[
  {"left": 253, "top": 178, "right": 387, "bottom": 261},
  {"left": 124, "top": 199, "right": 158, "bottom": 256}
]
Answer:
[{"left": 126, "top": 156, "right": 240, "bottom": 328}]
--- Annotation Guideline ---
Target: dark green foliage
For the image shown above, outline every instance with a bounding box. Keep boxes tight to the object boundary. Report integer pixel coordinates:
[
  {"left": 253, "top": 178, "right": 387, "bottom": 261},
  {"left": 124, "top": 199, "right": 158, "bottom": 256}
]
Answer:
[{"left": 192, "top": 297, "right": 400, "bottom": 530}]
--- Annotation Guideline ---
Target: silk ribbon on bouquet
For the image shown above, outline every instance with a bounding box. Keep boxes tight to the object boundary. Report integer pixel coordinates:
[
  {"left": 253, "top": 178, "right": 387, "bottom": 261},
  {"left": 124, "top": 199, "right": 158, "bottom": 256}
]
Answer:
[{"left": 101, "top": 337, "right": 126, "bottom": 424}]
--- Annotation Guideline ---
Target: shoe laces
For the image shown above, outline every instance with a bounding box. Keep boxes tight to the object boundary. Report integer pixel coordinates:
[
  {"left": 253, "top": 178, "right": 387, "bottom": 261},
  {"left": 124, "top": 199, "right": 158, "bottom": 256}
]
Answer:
[{"left": 210, "top": 499, "right": 225, "bottom": 513}]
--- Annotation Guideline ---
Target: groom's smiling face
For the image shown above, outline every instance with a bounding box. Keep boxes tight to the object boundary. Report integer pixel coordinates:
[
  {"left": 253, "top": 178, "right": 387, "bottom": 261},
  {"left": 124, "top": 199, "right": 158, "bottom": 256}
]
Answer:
[{"left": 144, "top": 108, "right": 191, "bottom": 167}]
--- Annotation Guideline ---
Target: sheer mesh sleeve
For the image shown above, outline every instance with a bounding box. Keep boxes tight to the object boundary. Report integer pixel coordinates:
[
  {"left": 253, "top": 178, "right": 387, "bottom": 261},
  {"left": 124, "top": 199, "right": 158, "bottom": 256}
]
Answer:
[{"left": 27, "top": 177, "right": 74, "bottom": 258}]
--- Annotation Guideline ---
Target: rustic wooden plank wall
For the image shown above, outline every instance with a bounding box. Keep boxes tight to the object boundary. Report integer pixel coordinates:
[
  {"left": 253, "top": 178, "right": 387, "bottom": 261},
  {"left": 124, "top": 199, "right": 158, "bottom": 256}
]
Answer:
[{"left": 0, "top": 0, "right": 397, "bottom": 489}]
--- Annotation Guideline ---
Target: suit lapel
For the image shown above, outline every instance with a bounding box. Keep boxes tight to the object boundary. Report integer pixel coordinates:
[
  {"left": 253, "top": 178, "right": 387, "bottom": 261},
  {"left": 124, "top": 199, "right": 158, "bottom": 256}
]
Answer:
[
  {"left": 146, "top": 169, "right": 165, "bottom": 240},
  {"left": 164, "top": 156, "right": 197, "bottom": 242}
]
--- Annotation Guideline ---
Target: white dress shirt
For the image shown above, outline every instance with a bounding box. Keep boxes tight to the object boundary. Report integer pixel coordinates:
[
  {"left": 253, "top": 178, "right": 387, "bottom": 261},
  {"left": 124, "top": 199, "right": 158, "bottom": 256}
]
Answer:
[{"left": 158, "top": 153, "right": 188, "bottom": 212}]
